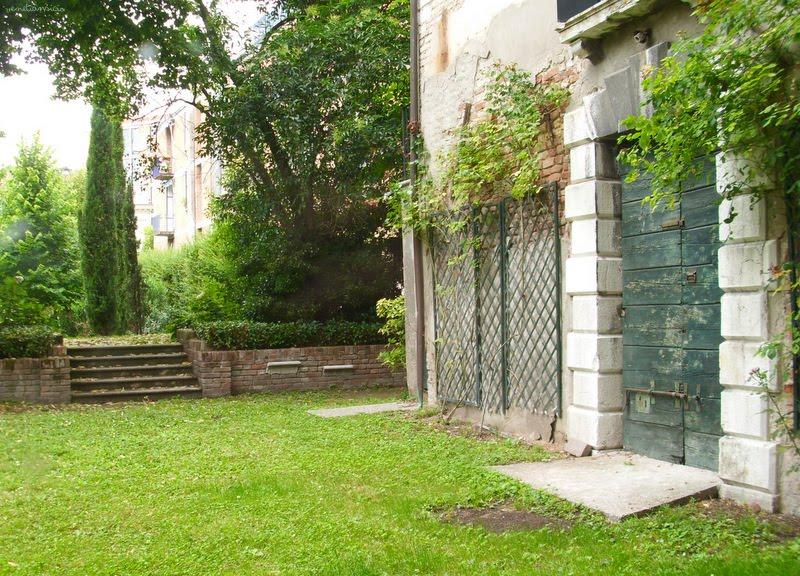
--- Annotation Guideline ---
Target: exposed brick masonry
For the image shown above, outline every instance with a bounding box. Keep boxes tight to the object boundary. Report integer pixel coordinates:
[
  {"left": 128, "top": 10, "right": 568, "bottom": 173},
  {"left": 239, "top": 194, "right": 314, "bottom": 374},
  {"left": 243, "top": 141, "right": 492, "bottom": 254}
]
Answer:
[
  {"left": 0, "top": 346, "right": 71, "bottom": 404},
  {"left": 177, "top": 331, "right": 405, "bottom": 398}
]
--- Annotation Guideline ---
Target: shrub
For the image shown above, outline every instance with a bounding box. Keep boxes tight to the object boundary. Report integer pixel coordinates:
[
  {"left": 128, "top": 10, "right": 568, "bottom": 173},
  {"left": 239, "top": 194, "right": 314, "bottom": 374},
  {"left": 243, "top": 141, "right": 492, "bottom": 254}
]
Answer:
[
  {"left": 139, "top": 226, "right": 241, "bottom": 334},
  {"left": 0, "top": 277, "right": 52, "bottom": 327},
  {"left": 0, "top": 325, "right": 56, "bottom": 359},
  {"left": 376, "top": 295, "right": 405, "bottom": 370},
  {"left": 0, "top": 138, "right": 84, "bottom": 334},
  {"left": 142, "top": 226, "right": 155, "bottom": 251},
  {"left": 195, "top": 320, "right": 386, "bottom": 350}
]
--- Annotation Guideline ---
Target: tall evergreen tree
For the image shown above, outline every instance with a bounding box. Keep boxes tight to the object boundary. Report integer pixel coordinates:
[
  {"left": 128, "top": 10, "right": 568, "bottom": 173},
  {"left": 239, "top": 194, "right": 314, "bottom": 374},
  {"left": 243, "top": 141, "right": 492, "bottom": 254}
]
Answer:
[
  {"left": 79, "top": 108, "right": 126, "bottom": 335},
  {"left": 0, "top": 136, "right": 83, "bottom": 329},
  {"left": 119, "top": 180, "right": 145, "bottom": 333}
]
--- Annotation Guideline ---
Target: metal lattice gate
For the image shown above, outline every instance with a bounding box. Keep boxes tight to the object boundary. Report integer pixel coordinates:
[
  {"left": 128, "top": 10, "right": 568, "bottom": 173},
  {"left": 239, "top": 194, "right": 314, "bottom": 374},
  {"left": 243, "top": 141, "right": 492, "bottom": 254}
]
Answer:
[{"left": 432, "top": 188, "right": 562, "bottom": 417}]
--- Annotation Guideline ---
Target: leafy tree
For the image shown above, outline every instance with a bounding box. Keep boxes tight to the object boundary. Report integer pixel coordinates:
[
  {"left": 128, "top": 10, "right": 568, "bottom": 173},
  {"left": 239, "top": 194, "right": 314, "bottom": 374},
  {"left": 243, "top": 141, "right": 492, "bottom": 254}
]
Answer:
[
  {"left": 620, "top": 0, "right": 800, "bottom": 208},
  {"left": 79, "top": 108, "right": 126, "bottom": 335},
  {"left": 204, "top": 0, "right": 408, "bottom": 320},
  {"left": 0, "top": 0, "right": 197, "bottom": 118},
  {"left": 4, "top": 1, "right": 408, "bottom": 322},
  {"left": 0, "top": 137, "right": 83, "bottom": 330}
]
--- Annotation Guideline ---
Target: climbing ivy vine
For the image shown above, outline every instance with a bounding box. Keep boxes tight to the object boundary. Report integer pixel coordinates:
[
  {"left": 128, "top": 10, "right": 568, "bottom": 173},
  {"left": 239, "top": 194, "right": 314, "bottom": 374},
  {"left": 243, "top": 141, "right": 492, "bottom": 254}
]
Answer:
[{"left": 387, "top": 65, "right": 568, "bottom": 234}]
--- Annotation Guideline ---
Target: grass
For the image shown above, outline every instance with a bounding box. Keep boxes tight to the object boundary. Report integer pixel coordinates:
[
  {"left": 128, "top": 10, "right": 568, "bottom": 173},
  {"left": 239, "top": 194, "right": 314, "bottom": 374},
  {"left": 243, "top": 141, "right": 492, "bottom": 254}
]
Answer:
[{"left": 0, "top": 390, "right": 798, "bottom": 575}]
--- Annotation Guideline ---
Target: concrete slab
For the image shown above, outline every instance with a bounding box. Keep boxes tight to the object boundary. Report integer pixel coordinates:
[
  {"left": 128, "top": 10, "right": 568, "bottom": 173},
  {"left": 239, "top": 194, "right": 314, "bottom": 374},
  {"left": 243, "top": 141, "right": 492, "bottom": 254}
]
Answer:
[
  {"left": 308, "top": 401, "right": 417, "bottom": 418},
  {"left": 492, "top": 451, "right": 721, "bottom": 521}
]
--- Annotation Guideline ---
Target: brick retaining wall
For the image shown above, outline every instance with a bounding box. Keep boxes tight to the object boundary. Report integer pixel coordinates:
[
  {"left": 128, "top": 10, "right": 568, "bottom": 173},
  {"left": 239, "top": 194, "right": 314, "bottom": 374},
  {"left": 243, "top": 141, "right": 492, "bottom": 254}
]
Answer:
[
  {"left": 177, "top": 330, "right": 405, "bottom": 398},
  {"left": 0, "top": 346, "right": 71, "bottom": 404}
]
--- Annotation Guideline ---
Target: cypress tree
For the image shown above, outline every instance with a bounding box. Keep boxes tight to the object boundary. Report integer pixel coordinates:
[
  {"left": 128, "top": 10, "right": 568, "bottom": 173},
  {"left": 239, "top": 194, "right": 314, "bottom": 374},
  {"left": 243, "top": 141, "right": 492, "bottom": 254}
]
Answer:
[
  {"left": 119, "top": 179, "right": 146, "bottom": 333},
  {"left": 79, "top": 108, "right": 126, "bottom": 335}
]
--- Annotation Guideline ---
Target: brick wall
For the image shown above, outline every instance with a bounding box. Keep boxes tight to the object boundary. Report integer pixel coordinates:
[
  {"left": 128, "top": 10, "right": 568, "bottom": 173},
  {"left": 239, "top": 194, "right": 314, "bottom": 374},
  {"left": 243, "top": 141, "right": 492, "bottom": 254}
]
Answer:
[
  {"left": 177, "top": 331, "right": 405, "bottom": 398},
  {"left": 0, "top": 346, "right": 71, "bottom": 404}
]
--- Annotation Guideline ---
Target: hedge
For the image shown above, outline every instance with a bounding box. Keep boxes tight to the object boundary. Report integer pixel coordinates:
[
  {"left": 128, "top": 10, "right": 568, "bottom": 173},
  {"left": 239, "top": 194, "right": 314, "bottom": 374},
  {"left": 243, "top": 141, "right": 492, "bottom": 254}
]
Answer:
[
  {"left": 194, "top": 320, "right": 387, "bottom": 351},
  {"left": 0, "top": 325, "right": 57, "bottom": 359}
]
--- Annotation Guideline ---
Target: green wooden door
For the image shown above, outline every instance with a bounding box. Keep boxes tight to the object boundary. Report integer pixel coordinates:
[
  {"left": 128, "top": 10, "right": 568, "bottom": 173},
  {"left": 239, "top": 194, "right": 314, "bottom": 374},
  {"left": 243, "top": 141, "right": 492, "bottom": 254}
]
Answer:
[{"left": 621, "top": 160, "right": 723, "bottom": 471}]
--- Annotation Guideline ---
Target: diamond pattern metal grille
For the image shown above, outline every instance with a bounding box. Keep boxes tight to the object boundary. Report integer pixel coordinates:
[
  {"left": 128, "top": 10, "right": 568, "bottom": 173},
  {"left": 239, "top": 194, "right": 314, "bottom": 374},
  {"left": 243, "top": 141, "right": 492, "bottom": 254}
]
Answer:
[
  {"left": 432, "top": 189, "right": 562, "bottom": 415},
  {"left": 505, "top": 194, "right": 562, "bottom": 415},
  {"left": 475, "top": 207, "right": 505, "bottom": 413},
  {"left": 432, "top": 219, "right": 478, "bottom": 405}
]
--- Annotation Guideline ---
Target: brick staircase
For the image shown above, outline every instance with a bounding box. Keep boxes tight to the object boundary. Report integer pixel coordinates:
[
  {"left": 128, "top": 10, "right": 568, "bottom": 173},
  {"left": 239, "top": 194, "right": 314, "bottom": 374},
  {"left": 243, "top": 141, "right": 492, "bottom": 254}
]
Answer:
[{"left": 68, "top": 343, "right": 201, "bottom": 403}]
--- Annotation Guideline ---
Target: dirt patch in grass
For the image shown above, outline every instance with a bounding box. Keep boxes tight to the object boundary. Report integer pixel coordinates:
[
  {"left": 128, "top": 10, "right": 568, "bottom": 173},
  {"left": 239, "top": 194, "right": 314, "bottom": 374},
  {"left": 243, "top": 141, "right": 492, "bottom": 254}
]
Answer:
[
  {"left": 406, "top": 410, "right": 563, "bottom": 458},
  {"left": 696, "top": 499, "right": 800, "bottom": 543},
  {"left": 442, "top": 504, "right": 572, "bottom": 533}
]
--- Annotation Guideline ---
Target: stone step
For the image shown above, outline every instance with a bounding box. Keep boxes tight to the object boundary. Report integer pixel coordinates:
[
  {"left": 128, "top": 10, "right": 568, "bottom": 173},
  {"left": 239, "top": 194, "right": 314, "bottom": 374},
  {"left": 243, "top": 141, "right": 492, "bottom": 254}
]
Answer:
[
  {"left": 71, "top": 385, "right": 202, "bottom": 404},
  {"left": 71, "top": 374, "right": 198, "bottom": 392},
  {"left": 70, "top": 363, "right": 193, "bottom": 380},
  {"left": 67, "top": 343, "right": 184, "bottom": 357},
  {"left": 69, "top": 353, "right": 188, "bottom": 368}
]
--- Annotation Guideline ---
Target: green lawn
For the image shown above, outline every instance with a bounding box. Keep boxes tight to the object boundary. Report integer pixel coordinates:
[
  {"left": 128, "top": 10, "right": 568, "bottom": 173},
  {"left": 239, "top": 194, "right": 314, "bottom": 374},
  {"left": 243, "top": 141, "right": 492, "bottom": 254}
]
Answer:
[{"left": 1, "top": 391, "right": 797, "bottom": 575}]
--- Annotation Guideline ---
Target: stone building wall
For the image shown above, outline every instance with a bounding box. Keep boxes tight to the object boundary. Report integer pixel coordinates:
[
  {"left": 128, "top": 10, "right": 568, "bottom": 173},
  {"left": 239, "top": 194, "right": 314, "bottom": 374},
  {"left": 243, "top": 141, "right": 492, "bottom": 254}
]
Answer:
[{"left": 410, "top": 0, "right": 798, "bottom": 513}]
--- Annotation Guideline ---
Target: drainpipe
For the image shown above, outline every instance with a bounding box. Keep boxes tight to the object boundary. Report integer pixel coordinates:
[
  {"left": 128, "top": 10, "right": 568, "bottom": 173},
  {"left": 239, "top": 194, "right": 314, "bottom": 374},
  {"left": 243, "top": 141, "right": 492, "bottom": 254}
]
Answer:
[{"left": 410, "top": 0, "right": 426, "bottom": 408}]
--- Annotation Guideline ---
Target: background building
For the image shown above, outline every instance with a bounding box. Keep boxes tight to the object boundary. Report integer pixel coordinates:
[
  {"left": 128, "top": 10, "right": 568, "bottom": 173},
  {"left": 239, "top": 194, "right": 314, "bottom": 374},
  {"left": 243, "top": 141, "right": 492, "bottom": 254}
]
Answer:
[{"left": 123, "top": 104, "right": 223, "bottom": 250}]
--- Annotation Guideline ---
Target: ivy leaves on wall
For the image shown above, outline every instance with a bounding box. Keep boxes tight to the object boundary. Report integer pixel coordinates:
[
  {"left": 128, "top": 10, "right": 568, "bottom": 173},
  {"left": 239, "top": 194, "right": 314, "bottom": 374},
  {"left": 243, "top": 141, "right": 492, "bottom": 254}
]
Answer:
[{"left": 387, "top": 65, "right": 568, "bottom": 234}]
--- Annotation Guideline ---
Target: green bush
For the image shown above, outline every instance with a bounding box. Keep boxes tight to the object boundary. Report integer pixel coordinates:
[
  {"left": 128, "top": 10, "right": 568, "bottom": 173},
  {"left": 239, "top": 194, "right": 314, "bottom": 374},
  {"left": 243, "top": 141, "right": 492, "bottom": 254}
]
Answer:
[
  {"left": 376, "top": 295, "right": 405, "bottom": 370},
  {"left": 139, "top": 226, "right": 241, "bottom": 334},
  {"left": 195, "top": 320, "right": 386, "bottom": 350},
  {"left": 0, "top": 138, "right": 84, "bottom": 334},
  {"left": 142, "top": 226, "right": 155, "bottom": 251},
  {"left": 0, "top": 325, "right": 56, "bottom": 359}
]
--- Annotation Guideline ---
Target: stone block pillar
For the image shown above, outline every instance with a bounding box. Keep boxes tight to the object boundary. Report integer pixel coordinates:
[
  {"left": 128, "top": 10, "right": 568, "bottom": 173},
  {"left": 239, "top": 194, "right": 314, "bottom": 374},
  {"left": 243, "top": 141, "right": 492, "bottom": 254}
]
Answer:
[
  {"left": 716, "top": 151, "right": 783, "bottom": 511},
  {"left": 563, "top": 119, "right": 624, "bottom": 449}
]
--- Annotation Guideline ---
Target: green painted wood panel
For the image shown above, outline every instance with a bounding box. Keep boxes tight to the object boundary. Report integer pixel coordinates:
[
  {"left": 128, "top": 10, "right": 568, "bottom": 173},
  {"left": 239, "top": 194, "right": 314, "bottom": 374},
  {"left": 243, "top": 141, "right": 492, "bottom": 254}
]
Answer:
[
  {"left": 684, "top": 305, "right": 723, "bottom": 350},
  {"left": 681, "top": 187, "right": 719, "bottom": 229},
  {"left": 621, "top": 231, "right": 681, "bottom": 270},
  {"left": 626, "top": 395, "right": 685, "bottom": 427},
  {"left": 623, "top": 268, "right": 682, "bottom": 306},
  {"left": 682, "top": 264, "right": 721, "bottom": 305},
  {"left": 621, "top": 175, "right": 654, "bottom": 203},
  {"left": 624, "top": 420, "right": 684, "bottom": 465},
  {"left": 681, "top": 158, "right": 716, "bottom": 193},
  {"left": 684, "top": 398, "right": 722, "bottom": 433},
  {"left": 621, "top": 156, "right": 721, "bottom": 470},
  {"left": 623, "top": 346, "right": 683, "bottom": 375},
  {"left": 622, "top": 201, "right": 681, "bottom": 237},
  {"left": 684, "top": 430, "right": 720, "bottom": 471},
  {"left": 623, "top": 370, "right": 683, "bottom": 391}
]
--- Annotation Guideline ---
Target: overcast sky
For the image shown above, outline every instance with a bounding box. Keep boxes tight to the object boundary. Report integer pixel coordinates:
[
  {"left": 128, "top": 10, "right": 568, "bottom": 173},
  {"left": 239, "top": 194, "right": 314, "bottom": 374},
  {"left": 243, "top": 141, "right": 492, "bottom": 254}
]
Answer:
[
  {"left": 0, "top": 62, "right": 92, "bottom": 171},
  {"left": 0, "top": 1, "right": 265, "bottom": 171}
]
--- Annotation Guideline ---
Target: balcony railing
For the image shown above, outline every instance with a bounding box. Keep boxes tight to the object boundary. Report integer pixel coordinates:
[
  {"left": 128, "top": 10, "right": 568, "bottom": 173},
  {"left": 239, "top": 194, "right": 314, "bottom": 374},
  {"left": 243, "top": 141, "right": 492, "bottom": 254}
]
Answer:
[
  {"left": 151, "top": 157, "right": 174, "bottom": 181},
  {"left": 151, "top": 214, "right": 175, "bottom": 236},
  {"left": 557, "top": 0, "right": 602, "bottom": 22}
]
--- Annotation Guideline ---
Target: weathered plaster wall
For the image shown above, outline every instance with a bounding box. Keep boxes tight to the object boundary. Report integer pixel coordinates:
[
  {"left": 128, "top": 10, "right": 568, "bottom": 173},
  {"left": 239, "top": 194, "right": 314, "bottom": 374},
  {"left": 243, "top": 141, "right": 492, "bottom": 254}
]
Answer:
[
  {"left": 414, "top": 0, "right": 797, "bottom": 514},
  {"left": 419, "top": 0, "right": 566, "bottom": 168},
  {"left": 416, "top": 0, "right": 699, "bottom": 441}
]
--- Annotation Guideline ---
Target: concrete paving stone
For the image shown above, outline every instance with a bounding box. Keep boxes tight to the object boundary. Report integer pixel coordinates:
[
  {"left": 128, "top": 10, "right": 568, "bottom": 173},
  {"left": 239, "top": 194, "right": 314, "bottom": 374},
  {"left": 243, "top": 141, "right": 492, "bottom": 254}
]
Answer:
[
  {"left": 492, "top": 451, "right": 720, "bottom": 521},
  {"left": 308, "top": 401, "right": 417, "bottom": 418}
]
